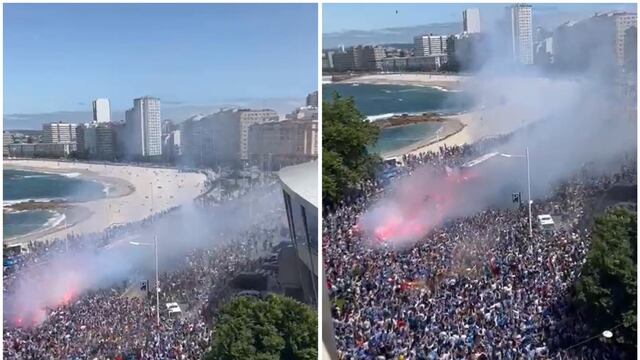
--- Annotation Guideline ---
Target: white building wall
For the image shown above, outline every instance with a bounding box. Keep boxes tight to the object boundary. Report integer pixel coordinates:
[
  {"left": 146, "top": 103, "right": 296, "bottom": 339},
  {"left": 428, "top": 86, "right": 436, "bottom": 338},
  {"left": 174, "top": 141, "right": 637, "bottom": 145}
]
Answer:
[
  {"left": 93, "top": 98, "right": 111, "bottom": 123},
  {"left": 128, "top": 97, "right": 161, "bottom": 157},
  {"left": 615, "top": 13, "right": 637, "bottom": 66},
  {"left": 507, "top": 4, "right": 534, "bottom": 65},
  {"left": 414, "top": 35, "right": 448, "bottom": 56},
  {"left": 239, "top": 110, "right": 278, "bottom": 160},
  {"left": 42, "top": 123, "right": 77, "bottom": 143},
  {"left": 463, "top": 8, "right": 481, "bottom": 34}
]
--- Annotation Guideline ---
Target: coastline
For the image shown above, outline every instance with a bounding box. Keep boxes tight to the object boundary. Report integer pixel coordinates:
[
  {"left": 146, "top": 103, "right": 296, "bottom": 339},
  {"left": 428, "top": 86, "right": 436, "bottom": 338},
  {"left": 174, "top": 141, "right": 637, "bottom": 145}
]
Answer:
[
  {"left": 397, "top": 100, "right": 543, "bottom": 159},
  {"left": 353, "top": 74, "right": 550, "bottom": 160},
  {"left": 4, "top": 164, "right": 136, "bottom": 199},
  {"left": 378, "top": 118, "right": 466, "bottom": 159},
  {"left": 4, "top": 204, "right": 93, "bottom": 244},
  {"left": 336, "top": 73, "right": 468, "bottom": 90},
  {"left": 4, "top": 160, "right": 206, "bottom": 245}
]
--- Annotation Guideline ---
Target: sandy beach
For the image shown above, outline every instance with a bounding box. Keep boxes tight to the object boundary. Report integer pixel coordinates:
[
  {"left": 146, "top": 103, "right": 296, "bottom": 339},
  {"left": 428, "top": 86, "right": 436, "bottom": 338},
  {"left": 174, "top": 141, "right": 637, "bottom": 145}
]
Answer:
[
  {"left": 368, "top": 74, "right": 555, "bottom": 160},
  {"left": 4, "top": 160, "right": 206, "bottom": 244},
  {"left": 379, "top": 118, "right": 466, "bottom": 159},
  {"left": 338, "top": 73, "right": 469, "bottom": 90},
  {"left": 396, "top": 99, "right": 542, "bottom": 159}
]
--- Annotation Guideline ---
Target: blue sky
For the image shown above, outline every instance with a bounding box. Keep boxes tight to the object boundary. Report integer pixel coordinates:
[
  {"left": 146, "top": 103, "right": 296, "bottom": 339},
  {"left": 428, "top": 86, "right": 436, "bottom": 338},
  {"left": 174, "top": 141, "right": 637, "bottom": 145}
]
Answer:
[
  {"left": 323, "top": 3, "right": 637, "bottom": 33},
  {"left": 4, "top": 4, "right": 318, "bottom": 115}
]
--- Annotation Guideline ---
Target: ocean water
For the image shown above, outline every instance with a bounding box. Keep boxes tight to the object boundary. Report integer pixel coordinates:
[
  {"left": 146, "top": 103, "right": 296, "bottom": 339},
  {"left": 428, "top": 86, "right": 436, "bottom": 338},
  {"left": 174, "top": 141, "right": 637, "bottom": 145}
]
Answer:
[
  {"left": 370, "top": 122, "right": 444, "bottom": 155},
  {"left": 3, "top": 169, "right": 105, "bottom": 239},
  {"left": 323, "top": 83, "right": 473, "bottom": 154}
]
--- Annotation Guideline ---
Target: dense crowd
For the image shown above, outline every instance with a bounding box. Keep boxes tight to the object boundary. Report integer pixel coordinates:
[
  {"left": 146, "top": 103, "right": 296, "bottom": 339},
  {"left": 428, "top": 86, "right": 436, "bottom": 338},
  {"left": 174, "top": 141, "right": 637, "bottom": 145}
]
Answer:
[
  {"left": 3, "top": 183, "right": 285, "bottom": 359},
  {"left": 324, "top": 143, "right": 636, "bottom": 360}
]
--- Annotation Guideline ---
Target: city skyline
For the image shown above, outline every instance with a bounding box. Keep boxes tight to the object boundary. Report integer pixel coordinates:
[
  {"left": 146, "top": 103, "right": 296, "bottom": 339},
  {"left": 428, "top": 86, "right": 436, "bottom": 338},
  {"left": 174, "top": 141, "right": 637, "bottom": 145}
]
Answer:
[
  {"left": 323, "top": 3, "right": 636, "bottom": 48},
  {"left": 4, "top": 4, "right": 318, "bottom": 118}
]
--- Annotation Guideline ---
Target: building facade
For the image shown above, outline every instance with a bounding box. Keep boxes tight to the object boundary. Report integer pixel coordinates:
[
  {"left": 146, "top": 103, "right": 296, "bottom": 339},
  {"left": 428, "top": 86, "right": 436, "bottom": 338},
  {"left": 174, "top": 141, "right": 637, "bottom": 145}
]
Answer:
[
  {"left": 553, "top": 12, "right": 637, "bottom": 74},
  {"left": 42, "top": 122, "right": 77, "bottom": 143},
  {"left": 331, "top": 50, "right": 356, "bottom": 72},
  {"left": 322, "top": 51, "right": 335, "bottom": 71},
  {"left": 76, "top": 122, "right": 116, "bottom": 159},
  {"left": 92, "top": 98, "right": 111, "bottom": 123},
  {"left": 506, "top": 4, "right": 534, "bottom": 65},
  {"left": 330, "top": 45, "right": 384, "bottom": 71},
  {"left": 615, "top": 13, "right": 637, "bottom": 67},
  {"left": 380, "top": 55, "right": 448, "bottom": 72},
  {"left": 463, "top": 8, "right": 481, "bottom": 34},
  {"left": 248, "top": 119, "right": 318, "bottom": 170},
  {"left": 7, "top": 143, "right": 76, "bottom": 158},
  {"left": 4, "top": 131, "right": 13, "bottom": 145},
  {"left": 360, "top": 45, "right": 385, "bottom": 70},
  {"left": 278, "top": 161, "right": 318, "bottom": 305},
  {"left": 126, "top": 96, "right": 162, "bottom": 157},
  {"left": 534, "top": 37, "right": 554, "bottom": 65},
  {"left": 182, "top": 108, "right": 278, "bottom": 165},
  {"left": 414, "top": 34, "right": 448, "bottom": 56},
  {"left": 624, "top": 25, "right": 637, "bottom": 73},
  {"left": 3, "top": 131, "right": 12, "bottom": 157},
  {"left": 94, "top": 123, "right": 115, "bottom": 159},
  {"left": 238, "top": 109, "right": 279, "bottom": 161}
]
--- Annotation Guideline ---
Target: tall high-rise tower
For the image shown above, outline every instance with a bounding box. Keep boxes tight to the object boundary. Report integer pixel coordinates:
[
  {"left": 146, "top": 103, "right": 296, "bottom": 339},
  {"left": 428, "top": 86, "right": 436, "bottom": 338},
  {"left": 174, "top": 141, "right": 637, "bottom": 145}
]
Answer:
[
  {"left": 463, "top": 8, "right": 481, "bottom": 34},
  {"left": 506, "top": 4, "right": 534, "bottom": 65},
  {"left": 126, "top": 97, "right": 161, "bottom": 157},
  {"left": 92, "top": 98, "right": 111, "bottom": 123}
]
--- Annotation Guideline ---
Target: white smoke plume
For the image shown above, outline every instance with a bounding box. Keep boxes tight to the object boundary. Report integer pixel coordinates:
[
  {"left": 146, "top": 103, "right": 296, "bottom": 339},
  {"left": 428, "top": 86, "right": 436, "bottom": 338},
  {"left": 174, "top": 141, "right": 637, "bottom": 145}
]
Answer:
[
  {"left": 4, "top": 182, "right": 285, "bottom": 326},
  {"left": 359, "top": 8, "right": 636, "bottom": 246}
]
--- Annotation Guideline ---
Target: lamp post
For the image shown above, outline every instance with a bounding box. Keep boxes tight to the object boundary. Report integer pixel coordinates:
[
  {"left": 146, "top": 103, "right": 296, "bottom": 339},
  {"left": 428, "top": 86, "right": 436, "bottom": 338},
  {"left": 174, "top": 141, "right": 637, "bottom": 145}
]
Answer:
[
  {"left": 562, "top": 325, "right": 621, "bottom": 356},
  {"left": 499, "top": 147, "right": 532, "bottom": 237},
  {"left": 130, "top": 236, "right": 160, "bottom": 327}
]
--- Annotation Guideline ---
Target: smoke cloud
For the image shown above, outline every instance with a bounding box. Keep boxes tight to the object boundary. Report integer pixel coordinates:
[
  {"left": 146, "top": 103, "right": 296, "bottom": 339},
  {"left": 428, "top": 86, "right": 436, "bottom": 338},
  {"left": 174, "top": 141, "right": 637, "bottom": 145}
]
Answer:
[
  {"left": 5, "top": 182, "right": 285, "bottom": 326},
  {"left": 359, "top": 9, "right": 636, "bottom": 245}
]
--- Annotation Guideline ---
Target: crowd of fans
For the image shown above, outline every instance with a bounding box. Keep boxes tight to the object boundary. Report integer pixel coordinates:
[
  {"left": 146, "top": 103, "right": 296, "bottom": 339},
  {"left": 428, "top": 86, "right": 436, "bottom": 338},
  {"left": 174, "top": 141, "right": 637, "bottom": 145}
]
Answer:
[
  {"left": 3, "top": 182, "right": 285, "bottom": 359},
  {"left": 324, "top": 143, "right": 636, "bottom": 360}
]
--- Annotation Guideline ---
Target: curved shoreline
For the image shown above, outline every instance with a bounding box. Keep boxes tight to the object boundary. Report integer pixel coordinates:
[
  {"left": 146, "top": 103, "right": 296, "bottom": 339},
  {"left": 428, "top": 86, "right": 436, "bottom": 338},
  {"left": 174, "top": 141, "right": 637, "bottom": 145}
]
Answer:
[
  {"left": 4, "top": 160, "right": 206, "bottom": 245},
  {"left": 378, "top": 118, "right": 466, "bottom": 159},
  {"left": 3, "top": 165, "right": 135, "bottom": 242},
  {"left": 4, "top": 164, "right": 136, "bottom": 200},
  {"left": 4, "top": 204, "right": 93, "bottom": 243}
]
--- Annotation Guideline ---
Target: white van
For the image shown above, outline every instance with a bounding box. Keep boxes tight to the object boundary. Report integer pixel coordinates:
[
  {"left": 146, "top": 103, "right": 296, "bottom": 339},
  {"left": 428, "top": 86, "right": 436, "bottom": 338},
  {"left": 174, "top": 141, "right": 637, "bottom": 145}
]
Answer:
[{"left": 165, "top": 302, "right": 182, "bottom": 317}]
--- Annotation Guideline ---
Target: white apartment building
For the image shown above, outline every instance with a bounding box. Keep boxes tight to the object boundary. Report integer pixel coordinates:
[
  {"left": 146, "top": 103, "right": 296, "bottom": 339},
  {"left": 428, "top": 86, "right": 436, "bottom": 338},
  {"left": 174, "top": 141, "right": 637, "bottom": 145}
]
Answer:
[
  {"left": 414, "top": 34, "right": 448, "bottom": 57},
  {"left": 186, "top": 108, "right": 279, "bottom": 165},
  {"left": 248, "top": 119, "right": 318, "bottom": 169},
  {"left": 506, "top": 4, "right": 534, "bottom": 65},
  {"left": 42, "top": 122, "right": 77, "bottom": 143},
  {"left": 125, "top": 96, "right": 162, "bottom": 157},
  {"left": 92, "top": 98, "right": 111, "bottom": 123},
  {"left": 615, "top": 13, "right": 637, "bottom": 66},
  {"left": 463, "top": 8, "right": 481, "bottom": 34},
  {"left": 238, "top": 109, "right": 279, "bottom": 160}
]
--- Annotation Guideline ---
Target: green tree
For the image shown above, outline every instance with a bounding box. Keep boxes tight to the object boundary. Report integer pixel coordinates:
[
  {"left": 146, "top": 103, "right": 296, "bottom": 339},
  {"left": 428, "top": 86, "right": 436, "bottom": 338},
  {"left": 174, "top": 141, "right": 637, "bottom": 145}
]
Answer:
[
  {"left": 322, "top": 93, "right": 380, "bottom": 205},
  {"left": 573, "top": 207, "right": 637, "bottom": 346},
  {"left": 206, "top": 294, "right": 317, "bottom": 360}
]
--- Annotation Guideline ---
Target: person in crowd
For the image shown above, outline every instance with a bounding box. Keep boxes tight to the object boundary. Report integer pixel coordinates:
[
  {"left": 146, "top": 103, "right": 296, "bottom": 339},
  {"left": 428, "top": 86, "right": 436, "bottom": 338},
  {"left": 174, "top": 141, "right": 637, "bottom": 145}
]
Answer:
[{"left": 324, "top": 139, "right": 636, "bottom": 360}]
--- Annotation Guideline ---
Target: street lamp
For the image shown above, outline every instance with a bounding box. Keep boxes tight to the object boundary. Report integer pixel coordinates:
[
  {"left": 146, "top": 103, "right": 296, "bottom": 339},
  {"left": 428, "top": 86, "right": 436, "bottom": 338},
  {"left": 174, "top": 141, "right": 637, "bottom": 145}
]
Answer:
[
  {"left": 562, "top": 325, "right": 621, "bottom": 355},
  {"left": 499, "top": 147, "right": 532, "bottom": 237},
  {"left": 130, "top": 236, "right": 160, "bottom": 327}
]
